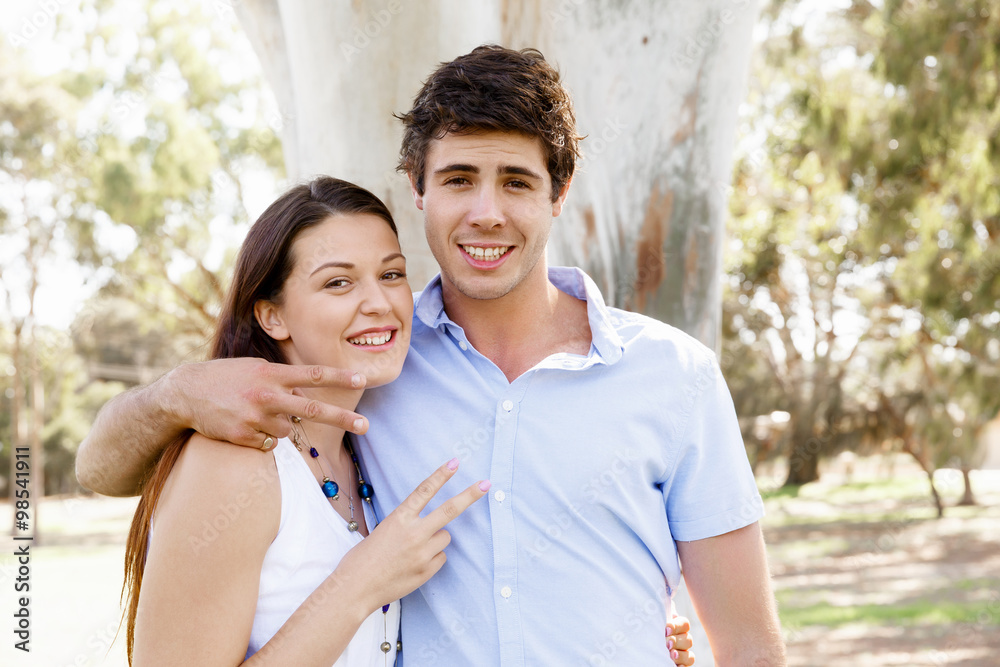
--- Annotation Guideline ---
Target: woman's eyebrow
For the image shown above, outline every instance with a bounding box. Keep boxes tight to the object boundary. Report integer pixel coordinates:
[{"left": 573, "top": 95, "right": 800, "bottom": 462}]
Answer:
[{"left": 310, "top": 261, "right": 354, "bottom": 276}]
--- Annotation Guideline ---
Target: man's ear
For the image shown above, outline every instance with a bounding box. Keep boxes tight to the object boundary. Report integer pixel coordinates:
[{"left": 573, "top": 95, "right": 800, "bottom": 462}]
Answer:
[
  {"left": 551, "top": 177, "right": 572, "bottom": 217},
  {"left": 407, "top": 172, "right": 424, "bottom": 211},
  {"left": 254, "top": 300, "right": 290, "bottom": 341}
]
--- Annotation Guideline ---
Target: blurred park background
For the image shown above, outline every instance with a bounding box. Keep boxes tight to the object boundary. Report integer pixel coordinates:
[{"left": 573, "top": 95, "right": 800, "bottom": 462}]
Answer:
[{"left": 1, "top": 0, "right": 998, "bottom": 665}]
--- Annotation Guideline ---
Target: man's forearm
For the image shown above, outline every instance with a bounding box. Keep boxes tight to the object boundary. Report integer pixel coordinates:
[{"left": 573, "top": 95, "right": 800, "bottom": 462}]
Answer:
[
  {"left": 76, "top": 368, "right": 190, "bottom": 496},
  {"left": 678, "top": 523, "right": 786, "bottom": 666}
]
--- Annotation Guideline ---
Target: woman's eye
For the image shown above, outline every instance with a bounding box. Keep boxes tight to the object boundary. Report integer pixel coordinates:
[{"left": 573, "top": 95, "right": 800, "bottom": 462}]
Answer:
[
  {"left": 382, "top": 270, "right": 407, "bottom": 281},
  {"left": 325, "top": 278, "right": 350, "bottom": 289}
]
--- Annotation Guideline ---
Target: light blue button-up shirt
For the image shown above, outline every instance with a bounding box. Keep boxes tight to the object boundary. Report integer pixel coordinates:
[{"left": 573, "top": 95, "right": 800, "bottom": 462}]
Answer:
[{"left": 356, "top": 267, "right": 763, "bottom": 666}]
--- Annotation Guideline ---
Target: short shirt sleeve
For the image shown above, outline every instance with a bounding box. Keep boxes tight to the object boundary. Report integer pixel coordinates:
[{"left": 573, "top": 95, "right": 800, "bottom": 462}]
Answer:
[{"left": 662, "top": 354, "right": 764, "bottom": 542}]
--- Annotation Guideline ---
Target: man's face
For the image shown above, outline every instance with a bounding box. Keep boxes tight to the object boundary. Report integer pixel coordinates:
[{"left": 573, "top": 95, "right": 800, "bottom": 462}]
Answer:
[{"left": 410, "top": 131, "right": 569, "bottom": 303}]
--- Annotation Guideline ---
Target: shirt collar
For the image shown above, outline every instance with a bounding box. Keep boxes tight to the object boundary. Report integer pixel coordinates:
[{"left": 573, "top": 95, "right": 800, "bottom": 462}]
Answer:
[{"left": 413, "top": 266, "right": 624, "bottom": 365}]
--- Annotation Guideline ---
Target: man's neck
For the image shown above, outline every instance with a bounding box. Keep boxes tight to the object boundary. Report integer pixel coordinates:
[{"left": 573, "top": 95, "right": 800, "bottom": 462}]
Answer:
[{"left": 441, "top": 266, "right": 592, "bottom": 382}]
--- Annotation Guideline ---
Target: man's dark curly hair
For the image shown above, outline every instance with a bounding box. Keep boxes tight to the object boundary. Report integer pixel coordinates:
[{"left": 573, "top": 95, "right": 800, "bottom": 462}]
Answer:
[{"left": 395, "top": 44, "right": 582, "bottom": 202}]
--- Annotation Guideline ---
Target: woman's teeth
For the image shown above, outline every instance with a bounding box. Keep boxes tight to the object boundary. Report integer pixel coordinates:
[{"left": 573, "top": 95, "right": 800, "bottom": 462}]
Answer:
[
  {"left": 348, "top": 331, "right": 393, "bottom": 346},
  {"left": 462, "top": 245, "right": 510, "bottom": 261}
]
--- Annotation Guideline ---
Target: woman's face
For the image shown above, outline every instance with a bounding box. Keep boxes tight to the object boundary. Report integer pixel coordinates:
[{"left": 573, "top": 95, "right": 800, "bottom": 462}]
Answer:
[{"left": 257, "top": 214, "right": 413, "bottom": 388}]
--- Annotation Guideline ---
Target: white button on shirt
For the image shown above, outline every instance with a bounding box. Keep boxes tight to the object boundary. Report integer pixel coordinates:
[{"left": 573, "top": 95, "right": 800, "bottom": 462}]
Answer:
[
  {"left": 501, "top": 399, "right": 513, "bottom": 412},
  {"left": 459, "top": 340, "right": 468, "bottom": 351},
  {"left": 500, "top": 586, "right": 512, "bottom": 599},
  {"left": 494, "top": 490, "right": 506, "bottom": 503}
]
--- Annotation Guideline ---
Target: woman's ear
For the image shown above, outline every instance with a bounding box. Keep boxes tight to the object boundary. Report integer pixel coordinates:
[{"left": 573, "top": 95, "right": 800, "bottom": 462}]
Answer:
[{"left": 254, "top": 300, "right": 290, "bottom": 341}]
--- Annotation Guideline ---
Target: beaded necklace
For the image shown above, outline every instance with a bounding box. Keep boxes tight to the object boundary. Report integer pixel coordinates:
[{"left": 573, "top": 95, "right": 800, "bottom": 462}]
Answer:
[{"left": 286, "top": 416, "right": 400, "bottom": 663}]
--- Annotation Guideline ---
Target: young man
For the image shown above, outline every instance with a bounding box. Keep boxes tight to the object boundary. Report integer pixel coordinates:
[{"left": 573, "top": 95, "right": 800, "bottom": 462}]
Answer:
[{"left": 77, "top": 46, "right": 784, "bottom": 665}]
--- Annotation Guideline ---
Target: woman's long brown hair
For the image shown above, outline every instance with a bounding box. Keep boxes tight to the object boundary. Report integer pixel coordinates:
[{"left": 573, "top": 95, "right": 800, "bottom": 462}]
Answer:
[{"left": 121, "top": 177, "right": 397, "bottom": 664}]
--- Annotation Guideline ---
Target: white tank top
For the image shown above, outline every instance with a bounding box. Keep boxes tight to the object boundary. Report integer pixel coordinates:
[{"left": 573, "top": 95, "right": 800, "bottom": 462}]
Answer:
[{"left": 246, "top": 437, "right": 400, "bottom": 665}]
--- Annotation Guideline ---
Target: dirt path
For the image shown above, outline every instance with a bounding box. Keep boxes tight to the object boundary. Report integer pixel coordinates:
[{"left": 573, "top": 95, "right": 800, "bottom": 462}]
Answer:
[{"left": 760, "top": 458, "right": 1000, "bottom": 666}]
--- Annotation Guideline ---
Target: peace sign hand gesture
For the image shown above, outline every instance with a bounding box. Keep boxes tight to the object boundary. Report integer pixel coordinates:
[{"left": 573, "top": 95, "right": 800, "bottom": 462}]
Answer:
[{"left": 336, "top": 458, "right": 489, "bottom": 613}]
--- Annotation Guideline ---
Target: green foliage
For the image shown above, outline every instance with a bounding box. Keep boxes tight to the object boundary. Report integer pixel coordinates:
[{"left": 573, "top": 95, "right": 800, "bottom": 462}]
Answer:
[
  {"left": 1, "top": 0, "right": 283, "bottom": 496},
  {"left": 724, "top": 0, "right": 1000, "bottom": 485}
]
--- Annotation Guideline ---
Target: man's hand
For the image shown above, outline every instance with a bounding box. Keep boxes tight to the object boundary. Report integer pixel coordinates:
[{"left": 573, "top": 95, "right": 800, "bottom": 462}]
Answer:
[
  {"left": 76, "top": 357, "right": 370, "bottom": 496},
  {"left": 667, "top": 615, "right": 695, "bottom": 666},
  {"left": 169, "top": 358, "right": 370, "bottom": 449}
]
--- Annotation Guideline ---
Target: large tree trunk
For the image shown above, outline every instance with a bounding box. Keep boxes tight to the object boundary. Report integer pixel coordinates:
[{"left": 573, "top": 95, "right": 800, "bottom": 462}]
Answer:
[
  {"left": 236, "top": 0, "right": 758, "bottom": 351},
  {"left": 957, "top": 467, "right": 976, "bottom": 506},
  {"left": 235, "top": 3, "right": 759, "bottom": 663},
  {"left": 784, "top": 432, "right": 822, "bottom": 487}
]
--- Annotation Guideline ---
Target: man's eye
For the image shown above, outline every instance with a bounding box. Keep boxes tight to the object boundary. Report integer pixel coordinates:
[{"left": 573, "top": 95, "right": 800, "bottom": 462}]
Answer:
[
  {"left": 445, "top": 176, "right": 470, "bottom": 186},
  {"left": 507, "top": 179, "right": 530, "bottom": 189}
]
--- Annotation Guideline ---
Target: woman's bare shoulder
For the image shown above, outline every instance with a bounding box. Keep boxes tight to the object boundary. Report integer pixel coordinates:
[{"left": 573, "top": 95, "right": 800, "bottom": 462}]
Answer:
[{"left": 155, "top": 432, "right": 281, "bottom": 538}]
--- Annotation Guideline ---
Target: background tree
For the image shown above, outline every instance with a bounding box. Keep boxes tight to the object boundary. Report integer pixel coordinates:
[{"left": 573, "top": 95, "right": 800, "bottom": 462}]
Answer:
[
  {"left": 724, "top": 0, "right": 1000, "bottom": 496},
  {"left": 234, "top": 0, "right": 761, "bottom": 350},
  {"left": 0, "top": 0, "right": 286, "bottom": 518}
]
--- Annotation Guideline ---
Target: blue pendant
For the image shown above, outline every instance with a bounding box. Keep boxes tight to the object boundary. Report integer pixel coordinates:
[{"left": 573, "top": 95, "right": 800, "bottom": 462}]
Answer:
[
  {"left": 358, "top": 482, "right": 374, "bottom": 500},
  {"left": 321, "top": 479, "right": 339, "bottom": 499},
  {"left": 310, "top": 447, "right": 319, "bottom": 458}
]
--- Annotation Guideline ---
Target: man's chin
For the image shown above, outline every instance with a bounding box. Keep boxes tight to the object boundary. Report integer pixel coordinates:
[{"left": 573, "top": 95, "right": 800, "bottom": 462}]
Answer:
[{"left": 446, "top": 276, "right": 518, "bottom": 302}]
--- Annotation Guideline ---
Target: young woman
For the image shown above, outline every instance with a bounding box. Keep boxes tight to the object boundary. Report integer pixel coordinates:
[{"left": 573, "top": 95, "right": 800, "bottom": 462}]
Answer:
[
  {"left": 121, "top": 176, "right": 696, "bottom": 666},
  {"left": 123, "top": 176, "right": 489, "bottom": 666}
]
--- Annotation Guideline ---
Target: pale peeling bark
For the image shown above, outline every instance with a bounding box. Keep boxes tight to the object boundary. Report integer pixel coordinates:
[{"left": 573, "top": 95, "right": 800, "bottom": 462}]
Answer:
[
  {"left": 237, "top": 0, "right": 758, "bottom": 352},
  {"left": 236, "top": 3, "right": 758, "bottom": 661},
  {"left": 516, "top": 1, "right": 761, "bottom": 353},
  {"left": 237, "top": 0, "right": 501, "bottom": 282}
]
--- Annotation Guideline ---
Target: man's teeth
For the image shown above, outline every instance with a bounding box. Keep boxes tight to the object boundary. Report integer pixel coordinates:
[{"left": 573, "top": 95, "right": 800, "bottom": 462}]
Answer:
[
  {"left": 348, "top": 332, "right": 393, "bottom": 346},
  {"left": 463, "top": 245, "right": 510, "bottom": 261}
]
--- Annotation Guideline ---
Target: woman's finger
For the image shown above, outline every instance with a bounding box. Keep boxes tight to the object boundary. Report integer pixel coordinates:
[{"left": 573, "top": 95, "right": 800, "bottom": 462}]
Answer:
[
  {"left": 673, "top": 648, "right": 695, "bottom": 666},
  {"left": 397, "top": 459, "right": 461, "bottom": 516},
  {"left": 666, "top": 615, "right": 691, "bottom": 636},
  {"left": 425, "top": 479, "right": 491, "bottom": 531}
]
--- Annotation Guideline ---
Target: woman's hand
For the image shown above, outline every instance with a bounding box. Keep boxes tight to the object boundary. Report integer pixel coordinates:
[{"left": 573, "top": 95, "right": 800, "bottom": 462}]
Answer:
[
  {"left": 668, "top": 615, "right": 695, "bottom": 666},
  {"left": 336, "top": 458, "right": 489, "bottom": 612}
]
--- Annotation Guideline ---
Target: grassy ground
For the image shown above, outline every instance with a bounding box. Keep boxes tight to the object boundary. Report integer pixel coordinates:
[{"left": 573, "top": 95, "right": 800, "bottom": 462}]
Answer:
[
  {"left": 0, "top": 455, "right": 996, "bottom": 666},
  {"left": 759, "top": 455, "right": 1000, "bottom": 666},
  {"left": 0, "top": 495, "right": 137, "bottom": 667}
]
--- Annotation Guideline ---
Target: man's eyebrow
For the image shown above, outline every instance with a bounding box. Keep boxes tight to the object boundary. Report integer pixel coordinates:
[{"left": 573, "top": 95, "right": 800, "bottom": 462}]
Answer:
[
  {"left": 432, "top": 164, "right": 544, "bottom": 181},
  {"left": 499, "top": 165, "right": 543, "bottom": 181},
  {"left": 434, "top": 163, "right": 479, "bottom": 176}
]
